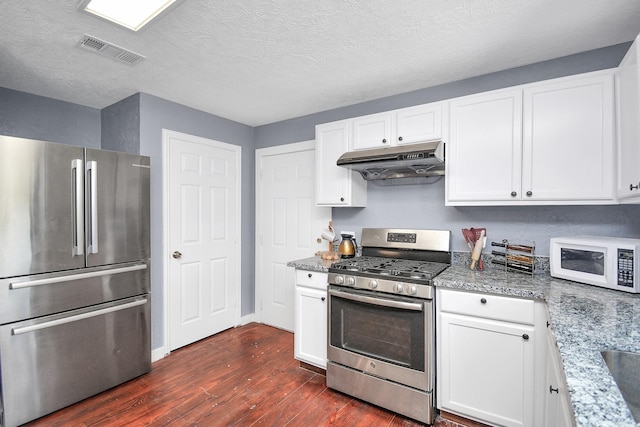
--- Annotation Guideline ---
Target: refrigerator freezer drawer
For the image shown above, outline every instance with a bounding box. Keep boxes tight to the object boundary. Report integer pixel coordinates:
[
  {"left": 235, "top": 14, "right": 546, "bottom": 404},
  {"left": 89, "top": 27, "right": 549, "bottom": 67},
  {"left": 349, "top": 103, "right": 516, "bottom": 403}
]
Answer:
[
  {"left": 0, "top": 261, "right": 149, "bottom": 325},
  {"left": 0, "top": 295, "right": 151, "bottom": 427}
]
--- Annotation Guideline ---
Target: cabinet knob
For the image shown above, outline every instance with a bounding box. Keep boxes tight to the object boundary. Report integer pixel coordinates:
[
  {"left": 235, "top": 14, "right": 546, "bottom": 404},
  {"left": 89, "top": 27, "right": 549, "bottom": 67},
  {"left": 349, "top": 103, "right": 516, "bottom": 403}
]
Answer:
[
  {"left": 510, "top": 191, "right": 517, "bottom": 197},
  {"left": 321, "top": 297, "right": 326, "bottom": 302},
  {"left": 398, "top": 136, "right": 403, "bottom": 141},
  {"left": 522, "top": 334, "right": 530, "bottom": 341},
  {"left": 308, "top": 273, "right": 312, "bottom": 278},
  {"left": 382, "top": 138, "right": 387, "bottom": 143},
  {"left": 340, "top": 197, "right": 345, "bottom": 202},
  {"left": 480, "top": 298, "right": 487, "bottom": 304},
  {"left": 526, "top": 191, "right": 533, "bottom": 197},
  {"left": 549, "top": 385, "right": 559, "bottom": 394},
  {"left": 172, "top": 251, "right": 182, "bottom": 259},
  {"left": 630, "top": 183, "right": 639, "bottom": 191}
]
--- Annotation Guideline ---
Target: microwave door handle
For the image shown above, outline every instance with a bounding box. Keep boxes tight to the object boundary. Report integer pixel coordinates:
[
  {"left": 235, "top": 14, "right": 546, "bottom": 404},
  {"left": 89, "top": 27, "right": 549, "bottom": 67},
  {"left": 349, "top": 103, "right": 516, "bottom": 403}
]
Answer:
[
  {"left": 329, "top": 288, "right": 423, "bottom": 311},
  {"left": 71, "top": 159, "right": 84, "bottom": 256},
  {"left": 86, "top": 160, "right": 98, "bottom": 254}
]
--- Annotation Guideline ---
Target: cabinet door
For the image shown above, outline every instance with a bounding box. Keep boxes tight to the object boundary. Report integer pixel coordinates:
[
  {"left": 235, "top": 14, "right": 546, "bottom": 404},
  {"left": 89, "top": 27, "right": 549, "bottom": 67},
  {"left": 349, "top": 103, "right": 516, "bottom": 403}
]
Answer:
[
  {"left": 315, "top": 121, "right": 366, "bottom": 206},
  {"left": 544, "top": 327, "right": 575, "bottom": 426},
  {"left": 446, "top": 89, "right": 523, "bottom": 204},
  {"left": 523, "top": 73, "right": 614, "bottom": 202},
  {"left": 294, "top": 286, "right": 327, "bottom": 368},
  {"left": 352, "top": 112, "right": 392, "bottom": 150},
  {"left": 616, "top": 36, "right": 640, "bottom": 202},
  {"left": 396, "top": 103, "right": 443, "bottom": 145},
  {"left": 439, "top": 312, "right": 535, "bottom": 427}
]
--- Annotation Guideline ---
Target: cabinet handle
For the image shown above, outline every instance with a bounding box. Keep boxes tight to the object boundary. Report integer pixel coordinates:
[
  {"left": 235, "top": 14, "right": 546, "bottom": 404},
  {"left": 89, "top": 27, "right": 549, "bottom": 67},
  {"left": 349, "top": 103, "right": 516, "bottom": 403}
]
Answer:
[
  {"left": 522, "top": 334, "right": 530, "bottom": 341},
  {"left": 510, "top": 191, "right": 517, "bottom": 197},
  {"left": 549, "top": 385, "right": 559, "bottom": 394},
  {"left": 398, "top": 136, "right": 403, "bottom": 141},
  {"left": 630, "top": 183, "right": 639, "bottom": 191},
  {"left": 321, "top": 297, "right": 326, "bottom": 302},
  {"left": 526, "top": 191, "right": 533, "bottom": 197},
  {"left": 480, "top": 298, "right": 487, "bottom": 304},
  {"left": 382, "top": 138, "right": 387, "bottom": 143},
  {"left": 546, "top": 321, "right": 550, "bottom": 328},
  {"left": 308, "top": 273, "right": 312, "bottom": 278}
]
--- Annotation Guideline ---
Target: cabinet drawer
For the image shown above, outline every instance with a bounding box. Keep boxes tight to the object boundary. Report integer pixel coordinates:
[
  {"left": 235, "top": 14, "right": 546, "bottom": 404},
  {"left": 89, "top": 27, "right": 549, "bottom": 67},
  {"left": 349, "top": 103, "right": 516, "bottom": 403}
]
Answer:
[
  {"left": 296, "top": 270, "right": 328, "bottom": 290},
  {"left": 438, "top": 289, "right": 535, "bottom": 325}
]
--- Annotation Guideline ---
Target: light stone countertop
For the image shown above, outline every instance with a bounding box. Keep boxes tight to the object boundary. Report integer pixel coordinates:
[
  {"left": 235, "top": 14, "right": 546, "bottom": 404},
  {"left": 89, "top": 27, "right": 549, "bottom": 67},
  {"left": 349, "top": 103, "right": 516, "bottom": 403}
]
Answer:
[{"left": 288, "top": 256, "right": 640, "bottom": 427}]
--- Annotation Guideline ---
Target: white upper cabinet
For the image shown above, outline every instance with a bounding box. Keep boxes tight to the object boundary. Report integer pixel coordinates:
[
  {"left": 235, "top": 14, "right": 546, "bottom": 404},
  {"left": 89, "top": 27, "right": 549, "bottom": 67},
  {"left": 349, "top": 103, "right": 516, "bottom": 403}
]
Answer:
[
  {"left": 315, "top": 120, "right": 367, "bottom": 206},
  {"left": 446, "top": 70, "right": 615, "bottom": 206},
  {"left": 352, "top": 112, "right": 393, "bottom": 150},
  {"left": 446, "top": 89, "right": 523, "bottom": 203},
  {"left": 352, "top": 102, "right": 444, "bottom": 150},
  {"left": 522, "top": 73, "right": 614, "bottom": 202},
  {"left": 616, "top": 34, "right": 640, "bottom": 203}
]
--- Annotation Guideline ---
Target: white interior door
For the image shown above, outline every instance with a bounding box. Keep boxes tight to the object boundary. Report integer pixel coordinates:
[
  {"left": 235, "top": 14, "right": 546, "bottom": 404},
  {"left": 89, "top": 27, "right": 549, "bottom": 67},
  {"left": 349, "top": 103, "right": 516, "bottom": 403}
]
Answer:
[
  {"left": 256, "top": 141, "right": 331, "bottom": 331},
  {"left": 164, "top": 130, "right": 241, "bottom": 351}
]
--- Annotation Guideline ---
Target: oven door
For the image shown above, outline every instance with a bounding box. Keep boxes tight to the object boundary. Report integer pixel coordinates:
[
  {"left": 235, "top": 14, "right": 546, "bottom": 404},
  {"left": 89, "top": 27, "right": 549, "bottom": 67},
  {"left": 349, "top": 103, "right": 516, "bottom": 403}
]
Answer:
[{"left": 328, "top": 285, "right": 433, "bottom": 391}]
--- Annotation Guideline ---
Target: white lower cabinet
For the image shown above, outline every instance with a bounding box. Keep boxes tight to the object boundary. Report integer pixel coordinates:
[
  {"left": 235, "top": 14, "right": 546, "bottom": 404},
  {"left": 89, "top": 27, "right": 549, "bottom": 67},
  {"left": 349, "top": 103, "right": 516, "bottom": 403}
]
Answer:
[
  {"left": 543, "top": 319, "right": 575, "bottom": 426},
  {"left": 437, "top": 288, "right": 547, "bottom": 427},
  {"left": 294, "top": 269, "right": 328, "bottom": 369}
]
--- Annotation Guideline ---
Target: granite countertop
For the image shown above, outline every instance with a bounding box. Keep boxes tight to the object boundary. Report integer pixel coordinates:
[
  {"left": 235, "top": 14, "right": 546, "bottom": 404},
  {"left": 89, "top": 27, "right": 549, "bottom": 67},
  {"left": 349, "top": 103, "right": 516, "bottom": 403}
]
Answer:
[{"left": 288, "top": 256, "right": 640, "bottom": 427}]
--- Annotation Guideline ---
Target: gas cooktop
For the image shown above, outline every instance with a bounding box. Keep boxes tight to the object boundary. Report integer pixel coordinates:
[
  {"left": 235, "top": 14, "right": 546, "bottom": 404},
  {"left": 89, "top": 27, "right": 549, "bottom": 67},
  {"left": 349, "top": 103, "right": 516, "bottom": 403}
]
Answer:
[{"left": 329, "top": 256, "right": 449, "bottom": 282}]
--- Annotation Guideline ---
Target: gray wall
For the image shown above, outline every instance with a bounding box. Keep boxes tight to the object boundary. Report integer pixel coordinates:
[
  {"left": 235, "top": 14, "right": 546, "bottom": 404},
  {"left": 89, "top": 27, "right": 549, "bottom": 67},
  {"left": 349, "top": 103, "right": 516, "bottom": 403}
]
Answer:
[
  {"left": 0, "top": 87, "right": 101, "bottom": 147},
  {"left": 101, "top": 93, "right": 141, "bottom": 154},
  {"left": 138, "top": 93, "right": 255, "bottom": 351},
  {"left": 254, "top": 42, "right": 640, "bottom": 255}
]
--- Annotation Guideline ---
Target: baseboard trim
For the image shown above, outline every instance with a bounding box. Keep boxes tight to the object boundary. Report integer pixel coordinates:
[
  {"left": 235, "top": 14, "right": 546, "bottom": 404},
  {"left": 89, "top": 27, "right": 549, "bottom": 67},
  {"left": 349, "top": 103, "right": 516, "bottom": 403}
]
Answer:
[{"left": 151, "top": 346, "right": 167, "bottom": 363}]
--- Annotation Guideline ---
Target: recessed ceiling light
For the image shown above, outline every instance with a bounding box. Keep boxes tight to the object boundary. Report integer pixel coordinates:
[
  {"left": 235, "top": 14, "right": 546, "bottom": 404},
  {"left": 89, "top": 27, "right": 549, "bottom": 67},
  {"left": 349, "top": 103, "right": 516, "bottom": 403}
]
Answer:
[{"left": 78, "top": 0, "right": 181, "bottom": 32}]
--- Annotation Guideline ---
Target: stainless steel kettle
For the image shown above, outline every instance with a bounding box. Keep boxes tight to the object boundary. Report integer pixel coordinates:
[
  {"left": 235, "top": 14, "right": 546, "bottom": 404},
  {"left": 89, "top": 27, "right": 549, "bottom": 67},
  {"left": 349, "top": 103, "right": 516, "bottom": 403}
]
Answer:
[{"left": 338, "top": 234, "right": 357, "bottom": 258}]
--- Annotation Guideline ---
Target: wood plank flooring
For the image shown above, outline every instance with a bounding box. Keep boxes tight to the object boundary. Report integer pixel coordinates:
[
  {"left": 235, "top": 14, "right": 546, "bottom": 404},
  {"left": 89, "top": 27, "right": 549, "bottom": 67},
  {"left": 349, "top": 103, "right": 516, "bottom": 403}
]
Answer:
[{"left": 25, "top": 323, "right": 474, "bottom": 427}]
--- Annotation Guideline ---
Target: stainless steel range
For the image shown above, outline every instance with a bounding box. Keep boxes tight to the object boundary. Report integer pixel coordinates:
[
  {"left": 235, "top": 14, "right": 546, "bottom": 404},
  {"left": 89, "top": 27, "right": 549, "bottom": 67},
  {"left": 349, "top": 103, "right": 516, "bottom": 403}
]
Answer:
[{"left": 326, "top": 228, "right": 451, "bottom": 425}]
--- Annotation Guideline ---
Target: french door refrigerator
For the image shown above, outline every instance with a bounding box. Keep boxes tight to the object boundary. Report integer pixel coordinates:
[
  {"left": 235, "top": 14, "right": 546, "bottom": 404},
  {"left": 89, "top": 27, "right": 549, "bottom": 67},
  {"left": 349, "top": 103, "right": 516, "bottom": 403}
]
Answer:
[{"left": 0, "top": 135, "right": 151, "bottom": 427}]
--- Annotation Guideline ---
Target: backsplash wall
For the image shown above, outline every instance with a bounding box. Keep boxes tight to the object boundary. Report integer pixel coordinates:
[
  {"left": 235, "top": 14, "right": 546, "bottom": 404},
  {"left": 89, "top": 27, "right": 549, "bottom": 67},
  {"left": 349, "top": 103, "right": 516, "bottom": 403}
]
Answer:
[{"left": 331, "top": 179, "right": 640, "bottom": 256}]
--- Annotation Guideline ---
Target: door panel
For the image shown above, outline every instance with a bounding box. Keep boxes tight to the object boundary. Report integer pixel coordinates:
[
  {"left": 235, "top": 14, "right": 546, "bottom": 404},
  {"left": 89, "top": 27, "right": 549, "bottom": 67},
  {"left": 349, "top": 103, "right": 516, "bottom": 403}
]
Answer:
[
  {"left": 167, "top": 131, "right": 240, "bottom": 351},
  {"left": 256, "top": 141, "right": 331, "bottom": 331},
  {"left": 85, "top": 148, "right": 150, "bottom": 267},
  {"left": 0, "top": 136, "right": 85, "bottom": 278}
]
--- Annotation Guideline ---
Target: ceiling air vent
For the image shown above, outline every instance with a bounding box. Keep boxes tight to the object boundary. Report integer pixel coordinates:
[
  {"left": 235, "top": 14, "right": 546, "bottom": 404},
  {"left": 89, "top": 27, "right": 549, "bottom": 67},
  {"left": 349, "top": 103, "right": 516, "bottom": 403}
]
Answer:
[{"left": 76, "top": 34, "right": 146, "bottom": 65}]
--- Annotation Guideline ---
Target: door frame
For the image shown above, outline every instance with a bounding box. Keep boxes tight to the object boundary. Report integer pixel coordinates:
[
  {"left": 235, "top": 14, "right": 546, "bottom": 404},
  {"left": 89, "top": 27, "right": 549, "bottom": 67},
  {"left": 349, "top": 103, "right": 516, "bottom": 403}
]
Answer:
[
  {"left": 254, "top": 140, "right": 315, "bottom": 325},
  {"left": 162, "top": 129, "right": 242, "bottom": 354}
]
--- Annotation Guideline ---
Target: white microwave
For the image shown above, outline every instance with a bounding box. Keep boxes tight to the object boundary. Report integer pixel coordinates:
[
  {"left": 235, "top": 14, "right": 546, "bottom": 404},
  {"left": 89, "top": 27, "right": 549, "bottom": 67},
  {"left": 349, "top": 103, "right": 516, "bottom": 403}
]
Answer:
[{"left": 550, "top": 236, "right": 640, "bottom": 293}]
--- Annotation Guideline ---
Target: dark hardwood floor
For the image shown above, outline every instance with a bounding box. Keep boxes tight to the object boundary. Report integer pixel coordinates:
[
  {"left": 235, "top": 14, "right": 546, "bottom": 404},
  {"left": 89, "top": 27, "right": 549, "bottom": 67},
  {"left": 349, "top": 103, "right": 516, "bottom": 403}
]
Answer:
[{"left": 25, "top": 323, "right": 475, "bottom": 427}]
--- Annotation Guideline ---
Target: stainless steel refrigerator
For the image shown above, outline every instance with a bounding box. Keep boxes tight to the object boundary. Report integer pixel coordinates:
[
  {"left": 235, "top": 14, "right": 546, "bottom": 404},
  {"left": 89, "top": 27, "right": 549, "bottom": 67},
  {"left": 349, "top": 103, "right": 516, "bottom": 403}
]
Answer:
[{"left": 0, "top": 135, "right": 151, "bottom": 427}]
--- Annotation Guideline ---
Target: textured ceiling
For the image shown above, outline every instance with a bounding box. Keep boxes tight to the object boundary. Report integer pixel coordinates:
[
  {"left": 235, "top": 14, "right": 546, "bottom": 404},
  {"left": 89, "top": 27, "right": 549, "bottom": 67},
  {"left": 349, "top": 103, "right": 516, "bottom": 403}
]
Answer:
[{"left": 1, "top": 1, "right": 640, "bottom": 126}]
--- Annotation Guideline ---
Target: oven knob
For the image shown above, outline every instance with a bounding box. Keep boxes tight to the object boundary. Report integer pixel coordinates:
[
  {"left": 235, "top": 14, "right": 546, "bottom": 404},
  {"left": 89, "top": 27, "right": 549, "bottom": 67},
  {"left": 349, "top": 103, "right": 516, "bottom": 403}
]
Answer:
[
  {"left": 345, "top": 276, "right": 356, "bottom": 286},
  {"left": 334, "top": 275, "right": 344, "bottom": 285},
  {"left": 369, "top": 279, "right": 378, "bottom": 289},
  {"left": 406, "top": 285, "right": 417, "bottom": 296},
  {"left": 393, "top": 283, "right": 404, "bottom": 293}
]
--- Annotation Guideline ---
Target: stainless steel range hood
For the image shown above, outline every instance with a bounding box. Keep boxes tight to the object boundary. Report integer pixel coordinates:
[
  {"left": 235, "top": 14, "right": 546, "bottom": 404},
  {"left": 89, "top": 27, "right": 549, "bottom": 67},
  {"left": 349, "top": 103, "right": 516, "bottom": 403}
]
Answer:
[{"left": 337, "top": 140, "right": 444, "bottom": 184}]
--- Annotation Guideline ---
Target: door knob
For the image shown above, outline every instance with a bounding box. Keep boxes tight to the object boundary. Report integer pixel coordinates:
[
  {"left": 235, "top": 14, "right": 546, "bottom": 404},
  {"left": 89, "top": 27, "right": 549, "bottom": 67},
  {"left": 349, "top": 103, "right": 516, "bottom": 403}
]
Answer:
[{"left": 172, "top": 251, "right": 182, "bottom": 259}]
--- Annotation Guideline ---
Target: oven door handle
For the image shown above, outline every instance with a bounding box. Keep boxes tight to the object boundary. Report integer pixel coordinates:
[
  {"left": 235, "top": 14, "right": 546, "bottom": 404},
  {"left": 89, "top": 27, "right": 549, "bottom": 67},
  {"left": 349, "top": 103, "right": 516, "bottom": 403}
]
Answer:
[{"left": 329, "top": 288, "right": 424, "bottom": 311}]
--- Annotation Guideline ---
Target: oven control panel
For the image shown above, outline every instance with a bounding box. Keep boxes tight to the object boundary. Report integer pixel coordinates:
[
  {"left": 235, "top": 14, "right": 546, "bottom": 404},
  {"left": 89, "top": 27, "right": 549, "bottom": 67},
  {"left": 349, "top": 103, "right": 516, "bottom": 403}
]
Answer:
[
  {"left": 387, "top": 232, "right": 417, "bottom": 244},
  {"left": 328, "top": 273, "right": 434, "bottom": 299}
]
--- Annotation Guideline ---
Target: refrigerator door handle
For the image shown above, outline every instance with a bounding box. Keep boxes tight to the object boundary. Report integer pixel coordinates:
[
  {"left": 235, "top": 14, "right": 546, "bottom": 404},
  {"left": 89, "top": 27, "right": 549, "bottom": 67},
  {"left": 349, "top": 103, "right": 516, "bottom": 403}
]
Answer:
[
  {"left": 87, "top": 160, "right": 99, "bottom": 254},
  {"left": 71, "top": 159, "right": 84, "bottom": 256},
  {"left": 9, "top": 263, "right": 148, "bottom": 290},
  {"left": 11, "top": 298, "right": 148, "bottom": 335}
]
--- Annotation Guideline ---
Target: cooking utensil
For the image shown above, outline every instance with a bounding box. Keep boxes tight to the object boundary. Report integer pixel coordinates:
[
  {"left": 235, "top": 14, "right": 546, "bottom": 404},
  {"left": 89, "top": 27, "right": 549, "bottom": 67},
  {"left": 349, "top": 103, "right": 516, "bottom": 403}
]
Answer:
[
  {"left": 462, "top": 228, "right": 486, "bottom": 270},
  {"left": 491, "top": 250, "right": 533, "bottom": 265},
  {"left": 470, "top": 230, "right": 485, "bottom": 270},
  {"left": 491, "top": 241, "right": 534, "bottom": 254}
]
